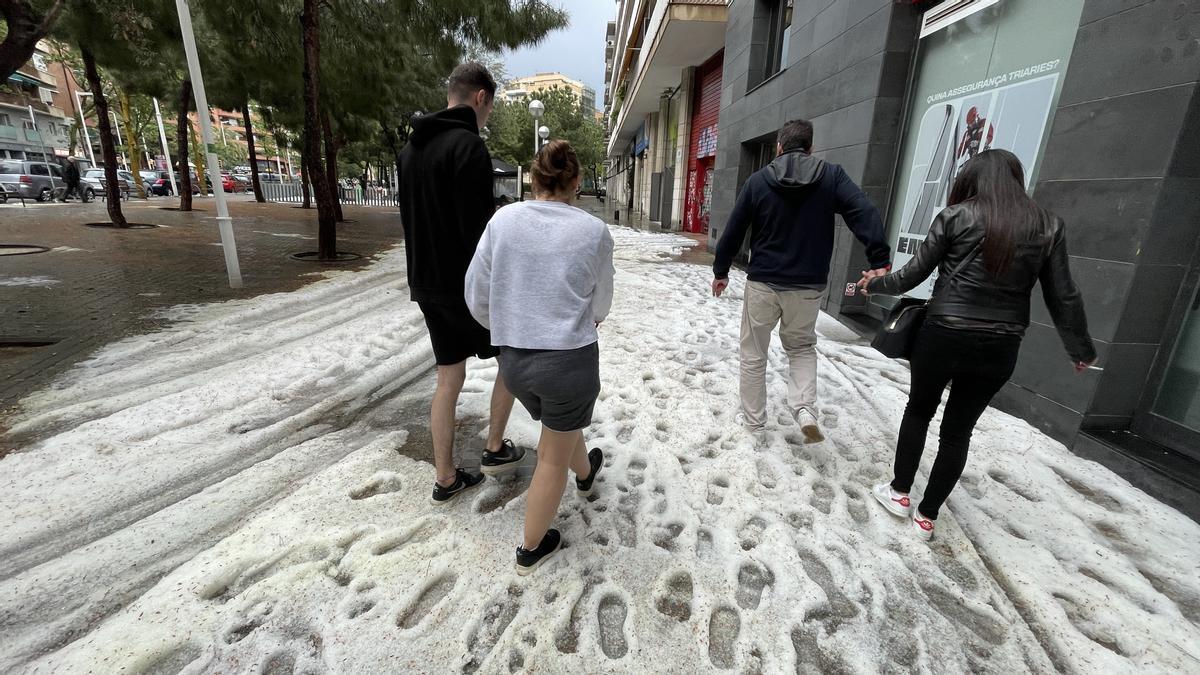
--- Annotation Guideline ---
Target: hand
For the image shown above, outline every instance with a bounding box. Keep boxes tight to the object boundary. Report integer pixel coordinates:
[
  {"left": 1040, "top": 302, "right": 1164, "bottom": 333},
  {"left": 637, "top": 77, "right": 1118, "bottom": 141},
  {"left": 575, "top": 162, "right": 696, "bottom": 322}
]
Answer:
[
  {"left": 712, "top": 278, "right": 729, "bottom": 298},
  {"left": 856, "top": 267, "right": 890, "bottom": 296},
  {"left": 1074, "top": 361, "right": 1094, "bottom": 374}
]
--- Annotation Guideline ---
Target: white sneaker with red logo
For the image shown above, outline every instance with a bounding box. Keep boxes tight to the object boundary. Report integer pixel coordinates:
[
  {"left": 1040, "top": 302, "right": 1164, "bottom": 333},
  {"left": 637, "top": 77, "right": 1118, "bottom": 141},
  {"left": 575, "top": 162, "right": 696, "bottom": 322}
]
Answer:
[
  {"left": 871, "top": 483, "right": 912, "bottom": 518},
  {"left": 911, "top": 511, "right": 935, "bottom": 541}
]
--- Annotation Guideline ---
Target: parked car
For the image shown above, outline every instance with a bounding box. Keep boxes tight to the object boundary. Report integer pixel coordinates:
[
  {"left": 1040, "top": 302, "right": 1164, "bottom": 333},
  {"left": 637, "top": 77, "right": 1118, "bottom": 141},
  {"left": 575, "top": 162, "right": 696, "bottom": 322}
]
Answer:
[
  {"left": 146, "top": 170, "right": 174, "bottom": 196},
  {"left": 138, "top": 170, "right": 161, "bottom": 195},
  {"left": 0, "top": 159, "right": 66, "bottom": 202},
  {"left": 220, "top": 172, "right": 251, "bottom": 193},
  {"left": 117, "top": 170, "right": 148, "bottom": 198},
  {"left": 147, "top": 170, "right": 202, "bottom": 196},
  {"left": 82, "top": 168, "right": 131, "bottom": 200}
]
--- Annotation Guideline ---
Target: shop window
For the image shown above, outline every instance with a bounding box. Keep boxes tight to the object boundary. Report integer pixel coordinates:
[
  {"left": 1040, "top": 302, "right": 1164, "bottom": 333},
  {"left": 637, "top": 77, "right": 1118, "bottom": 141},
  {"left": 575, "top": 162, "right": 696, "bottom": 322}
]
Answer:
[{"left": 751, "top": 0, "right": 793, "bottom": 88}]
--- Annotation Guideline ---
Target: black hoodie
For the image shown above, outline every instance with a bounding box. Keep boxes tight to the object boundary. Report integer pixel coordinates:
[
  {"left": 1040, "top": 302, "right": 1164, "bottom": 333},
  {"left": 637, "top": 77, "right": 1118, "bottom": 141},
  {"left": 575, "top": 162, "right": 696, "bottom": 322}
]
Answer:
[
  {"left": 398, "top": 105, "right": 494, "bottom": 304},
  {"left": 713, "top": 151, "right": 891, "bottom": 286}
]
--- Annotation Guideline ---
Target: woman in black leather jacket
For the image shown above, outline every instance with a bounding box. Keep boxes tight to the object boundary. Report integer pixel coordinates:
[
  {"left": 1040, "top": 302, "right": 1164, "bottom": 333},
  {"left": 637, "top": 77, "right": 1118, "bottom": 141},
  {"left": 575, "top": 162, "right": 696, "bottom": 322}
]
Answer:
[{"left": 859, "top": 149, "right": 1096, "bottom": 541}]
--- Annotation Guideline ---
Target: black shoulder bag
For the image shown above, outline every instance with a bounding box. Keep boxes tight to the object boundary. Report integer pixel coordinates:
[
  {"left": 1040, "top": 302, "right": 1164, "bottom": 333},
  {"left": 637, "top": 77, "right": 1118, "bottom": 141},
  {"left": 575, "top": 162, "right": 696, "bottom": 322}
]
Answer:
[{"left": 870, "top": 241, "right": 983, "bottom": 360}]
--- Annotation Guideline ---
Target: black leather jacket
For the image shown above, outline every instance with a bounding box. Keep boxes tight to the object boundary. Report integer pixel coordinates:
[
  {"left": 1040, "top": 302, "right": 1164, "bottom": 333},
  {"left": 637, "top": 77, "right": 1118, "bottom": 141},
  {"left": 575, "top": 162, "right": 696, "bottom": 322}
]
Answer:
[{"left": 868, "top": 204, "right": 1096, "bottom": 363}]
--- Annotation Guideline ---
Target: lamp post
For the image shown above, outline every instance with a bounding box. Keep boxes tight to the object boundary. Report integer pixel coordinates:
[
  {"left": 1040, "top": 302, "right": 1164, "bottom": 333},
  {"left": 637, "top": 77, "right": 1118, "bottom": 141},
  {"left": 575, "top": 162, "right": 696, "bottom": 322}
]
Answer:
[
  {"left": 174, "top": 0, "right": 242, "bottom": 288},
  {"left": 152, "top": 97, "right": 178, "bottom": 197},
  {"left": 528, "top": 99, "right": 543, "bottom": 157},
  {"left": 74, "top": 90, "right": 94, "bottom": 165},
  {"left": 110, "top": 111, "right": 127, "bottom": 170},
  {"left": 538, "top": 125, "right": 550, "bottom": 150}
]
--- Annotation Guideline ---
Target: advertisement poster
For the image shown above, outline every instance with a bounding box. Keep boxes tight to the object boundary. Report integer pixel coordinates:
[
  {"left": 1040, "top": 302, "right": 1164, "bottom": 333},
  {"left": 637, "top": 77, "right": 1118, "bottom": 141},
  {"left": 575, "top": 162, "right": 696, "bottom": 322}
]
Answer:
[
  {"left": 882, "top": 0, "right": 1085, "bottom": 299},
  {"left": 893, "top": 68, "right": 1060, "bottom": 297}
]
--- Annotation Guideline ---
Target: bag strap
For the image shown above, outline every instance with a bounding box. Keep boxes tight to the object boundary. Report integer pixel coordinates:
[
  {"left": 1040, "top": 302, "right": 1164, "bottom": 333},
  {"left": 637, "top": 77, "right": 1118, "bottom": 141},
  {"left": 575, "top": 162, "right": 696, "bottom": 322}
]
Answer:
[{"left": 944, "top": 239, "right": 983, "bottom": 283}]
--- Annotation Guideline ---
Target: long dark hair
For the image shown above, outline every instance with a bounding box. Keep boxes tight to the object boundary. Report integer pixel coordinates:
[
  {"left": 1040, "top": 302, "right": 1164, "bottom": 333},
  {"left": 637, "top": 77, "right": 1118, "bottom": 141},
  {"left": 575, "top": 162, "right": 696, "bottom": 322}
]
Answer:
[{"left": 948, "top": 149, "right": 1047, "bottom": 276}]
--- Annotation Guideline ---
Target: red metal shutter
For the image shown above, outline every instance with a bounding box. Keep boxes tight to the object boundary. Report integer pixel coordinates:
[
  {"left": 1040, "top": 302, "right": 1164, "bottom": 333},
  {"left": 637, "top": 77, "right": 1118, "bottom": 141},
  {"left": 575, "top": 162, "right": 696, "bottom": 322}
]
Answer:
[{"left": 688, "top": 50, "right": 724, "bottom": 165}]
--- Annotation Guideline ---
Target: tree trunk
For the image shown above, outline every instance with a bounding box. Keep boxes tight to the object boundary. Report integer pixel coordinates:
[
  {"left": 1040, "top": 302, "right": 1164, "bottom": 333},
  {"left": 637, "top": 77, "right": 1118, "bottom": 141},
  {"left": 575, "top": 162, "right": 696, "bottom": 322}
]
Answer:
[
  {"left": 242, "top": 103, "right": 264, "bottom": 202},
  {"left": 118, "top": 91, "right": 145, "bottom": 198},
  {"left": 0, "top": 0, "right": 65, "bottom": 83},
  {"left": 80, "top": 45, "right": 127, "bottom": 227},
  {"left": 301, "top": 0, "right": 336, "bottom": 259},
  {"left": 190, "top": 121, "right": 207, "bottom": 194},
  {"left": 176, "top": 79, "right": 193, "bottom": 211},
  {"left": 300, "top": 144, "right": 311, "bottom": 208},
  {"left": 320, "top": 110, "right": 343, "bottom": 222}
]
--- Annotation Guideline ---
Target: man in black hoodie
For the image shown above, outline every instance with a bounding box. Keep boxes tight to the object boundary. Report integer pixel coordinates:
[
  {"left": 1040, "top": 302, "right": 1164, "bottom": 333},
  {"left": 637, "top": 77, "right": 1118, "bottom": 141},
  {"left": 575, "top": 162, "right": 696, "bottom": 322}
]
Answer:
[
  {"left": 398, "top": 63, "right": 522, "bottom": 505},
  {"left": 712, "top": 119, "right": 892, "bottom": 442}
]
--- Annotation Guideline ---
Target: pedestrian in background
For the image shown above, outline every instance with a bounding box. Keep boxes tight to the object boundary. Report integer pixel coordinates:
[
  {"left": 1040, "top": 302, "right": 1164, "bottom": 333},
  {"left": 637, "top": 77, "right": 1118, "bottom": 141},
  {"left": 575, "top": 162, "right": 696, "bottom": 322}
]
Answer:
[
  {"left": 711, "top": 118, "right": 892, "bottom": 442},
  {"left": 59, "top": 158, "right": 84, "bottom": 202},
  {"left": 397, "top": 62, "right": 523, "bottom": 505},
  {"left": 465, "top": 139, "right": 614, "bottom": 575},
  {"left": 861, "top": 149, "right": 1095, "bottom": 540}
]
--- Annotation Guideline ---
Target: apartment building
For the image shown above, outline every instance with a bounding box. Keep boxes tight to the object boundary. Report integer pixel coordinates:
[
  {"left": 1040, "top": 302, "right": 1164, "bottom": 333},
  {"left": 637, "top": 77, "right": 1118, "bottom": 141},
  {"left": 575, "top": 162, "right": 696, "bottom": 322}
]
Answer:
[
  {"left": 604, "top": 0, "right": 729, "bottom": 232},
  {"left": 0, "top": 41, "right": 73, "bottom": 162},
  {"left": 502, "top": 72, "right": 597, "bottom": 114}
]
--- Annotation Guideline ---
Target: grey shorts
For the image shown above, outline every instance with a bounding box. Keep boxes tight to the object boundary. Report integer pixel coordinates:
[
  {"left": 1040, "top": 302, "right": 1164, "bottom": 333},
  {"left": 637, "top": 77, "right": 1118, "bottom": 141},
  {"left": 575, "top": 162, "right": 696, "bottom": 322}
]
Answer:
[{"left": 498, "top": 342, "right": 600, "bottom": 432}]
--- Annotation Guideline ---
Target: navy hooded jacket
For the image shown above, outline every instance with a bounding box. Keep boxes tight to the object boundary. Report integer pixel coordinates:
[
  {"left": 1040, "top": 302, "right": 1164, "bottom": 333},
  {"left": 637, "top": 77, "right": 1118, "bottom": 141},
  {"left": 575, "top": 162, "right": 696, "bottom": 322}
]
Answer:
[{"left": 712, "top": 150, "right": 891, "bottom": 286}]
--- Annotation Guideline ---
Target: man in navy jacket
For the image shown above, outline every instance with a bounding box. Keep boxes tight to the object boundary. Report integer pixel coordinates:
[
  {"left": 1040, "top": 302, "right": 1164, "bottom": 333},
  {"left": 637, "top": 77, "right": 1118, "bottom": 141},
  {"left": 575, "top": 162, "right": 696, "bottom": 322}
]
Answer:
[{"left": 712, "top": 119, "right": 891, "bottom": 441}]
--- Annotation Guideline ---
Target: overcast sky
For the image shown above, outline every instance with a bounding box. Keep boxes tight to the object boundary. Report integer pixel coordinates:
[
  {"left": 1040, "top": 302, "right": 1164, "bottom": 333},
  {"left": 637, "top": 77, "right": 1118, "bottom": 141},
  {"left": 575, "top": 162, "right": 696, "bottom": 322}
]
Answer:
[{"left": 502, "top": 1, "right": 616, "bottom": 107}]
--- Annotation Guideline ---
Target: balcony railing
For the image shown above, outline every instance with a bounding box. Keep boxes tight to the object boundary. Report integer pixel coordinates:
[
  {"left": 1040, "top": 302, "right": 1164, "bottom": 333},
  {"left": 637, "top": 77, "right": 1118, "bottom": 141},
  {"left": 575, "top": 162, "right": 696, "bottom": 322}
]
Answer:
[{"left": 0, "top": 125, "right": 18, "bottom": 140}]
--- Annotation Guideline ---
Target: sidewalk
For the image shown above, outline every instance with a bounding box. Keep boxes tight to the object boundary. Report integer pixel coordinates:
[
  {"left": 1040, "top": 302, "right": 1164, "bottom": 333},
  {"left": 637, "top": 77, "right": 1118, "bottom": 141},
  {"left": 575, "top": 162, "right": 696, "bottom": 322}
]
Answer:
[
  {"left": 0, "top": 196, "right": 402, "bottom": 440},
  {"left": 2, "top": 211, "right": 1198, "bottom": 673}
]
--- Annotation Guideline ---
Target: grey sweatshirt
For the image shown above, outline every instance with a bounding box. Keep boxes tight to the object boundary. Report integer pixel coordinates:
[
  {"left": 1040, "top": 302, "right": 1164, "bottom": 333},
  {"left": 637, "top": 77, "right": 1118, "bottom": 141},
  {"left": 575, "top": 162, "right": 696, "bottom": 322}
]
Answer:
[{"left": 465, "top": 200, "right": 615, "bottom": 350}]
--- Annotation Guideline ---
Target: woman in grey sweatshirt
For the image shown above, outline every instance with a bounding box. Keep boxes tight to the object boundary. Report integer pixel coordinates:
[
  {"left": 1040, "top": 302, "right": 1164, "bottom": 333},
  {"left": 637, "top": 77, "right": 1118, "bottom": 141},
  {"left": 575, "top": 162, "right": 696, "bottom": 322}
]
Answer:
[{"left": 465, "top": 140, "right": 615, "bottom": 575}]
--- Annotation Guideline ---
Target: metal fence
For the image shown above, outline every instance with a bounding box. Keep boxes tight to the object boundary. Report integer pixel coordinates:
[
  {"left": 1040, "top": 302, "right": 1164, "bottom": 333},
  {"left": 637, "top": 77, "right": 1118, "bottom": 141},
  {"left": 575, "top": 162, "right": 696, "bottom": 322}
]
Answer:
[{"left": 260, "top": 181, "right": 398, "bottom": 208}]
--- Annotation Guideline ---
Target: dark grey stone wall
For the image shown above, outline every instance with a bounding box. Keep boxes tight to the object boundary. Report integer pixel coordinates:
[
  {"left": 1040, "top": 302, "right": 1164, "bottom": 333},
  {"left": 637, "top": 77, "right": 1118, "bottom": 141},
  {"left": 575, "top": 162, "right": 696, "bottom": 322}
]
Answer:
[
  {"left": 710, "top": 0, "right": 920, "bottom": 314},
  {"left": 994, "top": 0, "right": 1200, "bottom": 445}
]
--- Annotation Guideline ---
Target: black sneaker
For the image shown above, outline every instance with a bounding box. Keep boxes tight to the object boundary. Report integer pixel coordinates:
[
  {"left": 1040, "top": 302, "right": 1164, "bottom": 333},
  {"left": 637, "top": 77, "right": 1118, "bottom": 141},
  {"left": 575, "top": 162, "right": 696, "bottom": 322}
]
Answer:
[
  {"left": 575, "top": 448, "right": 603, "bottom": 495},
  {"left": 430, "top": 469, "right": 485, "bottom": 505},
  {"left": 480, "top": 439, "right": 526, "bottom": 476},
  {"left": 515, "top": 529, "right": 562, "bottom": 576}
]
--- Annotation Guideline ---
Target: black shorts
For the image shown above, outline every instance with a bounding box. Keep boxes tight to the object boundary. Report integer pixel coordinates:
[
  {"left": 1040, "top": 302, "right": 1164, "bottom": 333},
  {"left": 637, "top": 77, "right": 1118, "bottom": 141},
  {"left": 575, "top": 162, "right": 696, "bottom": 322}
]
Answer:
[
  {"left": 498, "top": 342, "right": 600, "bottom": 432},
  {"left": 417, "top": 300, "right": 499, "bottom": 366}
]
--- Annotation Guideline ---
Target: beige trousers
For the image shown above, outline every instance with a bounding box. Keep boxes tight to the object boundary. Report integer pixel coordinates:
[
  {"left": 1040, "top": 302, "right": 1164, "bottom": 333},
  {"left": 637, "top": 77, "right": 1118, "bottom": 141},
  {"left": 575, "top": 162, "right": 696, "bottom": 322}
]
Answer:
[{"left": 739, "top": 280, "right": 823, "bottom": 428}]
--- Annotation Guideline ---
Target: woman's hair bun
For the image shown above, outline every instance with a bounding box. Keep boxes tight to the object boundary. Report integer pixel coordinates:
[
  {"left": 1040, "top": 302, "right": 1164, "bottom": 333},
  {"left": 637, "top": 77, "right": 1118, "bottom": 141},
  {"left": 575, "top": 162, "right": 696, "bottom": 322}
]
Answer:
[{"left": 531, "top": 139, "right": 580, "bottom": 196}]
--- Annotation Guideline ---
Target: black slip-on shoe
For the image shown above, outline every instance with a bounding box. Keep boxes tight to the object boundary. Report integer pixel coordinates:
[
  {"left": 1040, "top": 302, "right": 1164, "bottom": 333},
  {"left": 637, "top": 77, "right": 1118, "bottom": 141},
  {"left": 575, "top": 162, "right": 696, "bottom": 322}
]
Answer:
[
  {"left": 431, "top": 469, "right": 485, "bottom": 505},
  {"left": 480, "top": 439, "right": 526, "bottom": 476},
  {"left": 575, "top": 448, "right": 603, "bottom": 495},
  {"left": 515, "top": 528, "right": 562, "bottom": 576}
]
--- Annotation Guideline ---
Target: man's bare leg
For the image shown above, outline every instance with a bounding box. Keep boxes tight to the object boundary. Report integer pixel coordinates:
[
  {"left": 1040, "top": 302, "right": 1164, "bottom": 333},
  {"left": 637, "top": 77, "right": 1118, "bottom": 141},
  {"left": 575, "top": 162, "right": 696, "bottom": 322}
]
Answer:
[
  {"left": 432, "top": 361, "right": 467, "bottom": 486},
  {"left": 485, "top": 372, "right": 515, "bottom": 452}
]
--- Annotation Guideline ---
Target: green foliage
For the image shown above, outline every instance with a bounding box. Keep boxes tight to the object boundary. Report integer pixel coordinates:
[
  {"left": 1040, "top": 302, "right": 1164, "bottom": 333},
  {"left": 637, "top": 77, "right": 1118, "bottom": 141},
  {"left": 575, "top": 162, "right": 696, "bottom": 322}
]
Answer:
[
  {"left": 214, "top": 140, "right": 247, "bottom": 169},
  {"left": 486, "top": 87, "right": 606, "bottom": 185}
]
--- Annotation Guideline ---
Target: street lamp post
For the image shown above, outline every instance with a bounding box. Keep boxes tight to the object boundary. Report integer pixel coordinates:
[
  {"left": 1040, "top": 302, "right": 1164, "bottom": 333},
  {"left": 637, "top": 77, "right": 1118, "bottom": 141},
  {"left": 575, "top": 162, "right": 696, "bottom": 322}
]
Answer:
[
  {"left": 152, "top": 97, "right": 178, "bottom": 197},
  {"left": 26, "top": 105, "right": 57, "bottom": 196},
  {"left": 528, "top": 99, "right": 543, "bottom": 157},
  {"left": 110, "top": 111, "right": 127, "bottom": 171},
  {"left": 174, "top": 0, "right": 242, "bottom": 289},
  {"left": 538, "top": 125, "right": 550, "bottom": 150},
  {"left": 75, "top": 91, "right": 94, "bottom": 165}
]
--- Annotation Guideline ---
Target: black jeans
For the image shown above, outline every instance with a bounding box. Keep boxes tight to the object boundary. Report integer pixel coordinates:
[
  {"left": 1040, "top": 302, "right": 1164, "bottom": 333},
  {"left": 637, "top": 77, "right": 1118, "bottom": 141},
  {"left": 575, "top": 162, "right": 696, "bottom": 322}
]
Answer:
[{"left": 891, "top": 322, "right": 1021, "bottom": 519}]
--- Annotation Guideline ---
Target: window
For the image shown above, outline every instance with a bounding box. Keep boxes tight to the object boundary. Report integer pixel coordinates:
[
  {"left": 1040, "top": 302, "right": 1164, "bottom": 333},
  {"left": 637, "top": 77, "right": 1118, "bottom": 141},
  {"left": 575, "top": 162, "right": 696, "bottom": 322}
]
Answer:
[
  {"left": 32, "top": 54, "right": 48, "bottom": 72},
  {"left": 50, "top": 165, "right": 63, "bottom": 178},
  {"left": 22, "top": 120, "right": 36, "bottom": 131},
  {"left": 30, "top": 164, "right": 48, "bottom": 176},
  {"left": 0, "top": 113, "right": 10, "bottom": 126},
  {"left": 754, "top": 0, "right": 793, "bottom": 85}
]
